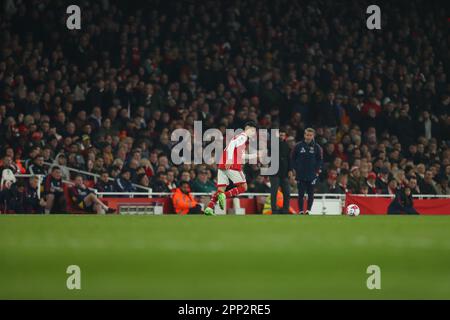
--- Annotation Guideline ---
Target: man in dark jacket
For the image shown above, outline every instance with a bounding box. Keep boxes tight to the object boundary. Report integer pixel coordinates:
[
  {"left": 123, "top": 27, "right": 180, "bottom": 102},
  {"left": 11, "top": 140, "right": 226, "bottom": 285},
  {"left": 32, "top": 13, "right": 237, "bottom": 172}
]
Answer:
[
  {"left": 23, "top": 176, "right": 45, "bottom": 214},
  {"left": 27, "top": 155, "right": 47, "bottom": 176},
  {"left": 269, "top": 129, "right": 291, "bottom": 214},
  {"left": 388, "top": 187, "right": 418, "bottom": 215},
  {"left": 291, "top": 128, "right": 323, "bottom": 214},
  {"left": 95, "top": 171, "right": 115, "bottom": 193},
  {"left": 114, "top": 169, "right": 136, "bottom": 193}
]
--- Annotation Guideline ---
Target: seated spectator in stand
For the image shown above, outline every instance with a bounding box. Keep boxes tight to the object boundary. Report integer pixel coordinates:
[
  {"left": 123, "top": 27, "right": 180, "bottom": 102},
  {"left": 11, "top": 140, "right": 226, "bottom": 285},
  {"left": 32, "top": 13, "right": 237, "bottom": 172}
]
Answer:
[
  {"left": 420, "top": 170, "right": 438, "bottom": 195},
  {"left": 0, "top": 168, "right": 16, "bottom": 212},
  {"left": 0, "top": 156, "right": 19, "bottom": 176},
  {"left": 337, "top": 173, "right": 349, "bottom": 193},
  {"left": 8, "top": 181, "right": 26, "bottom": 214},
  {"left": 43, "top": 166, "right": 66, "bottom": 214},
  {"left": 114, "top": 168, "right": 136, "bottom": 193},
  {"left": 365, "top": 172, "right": 379, "bottom": 194},
  {"left": 166, "top": 170, "right": 178, "bottom": 191},
  {"left": 150, "top": 172, "right": 171, "bottom": 193},
  {"left": 172, "top": 181, "right": 202, "bottom": 215},
  {"left": 388, "top": 187, "right": 418, "bottom": 215},
  {"left": 27, "top": 155, "right": 47, "bottom": 176},
  {"left": 435, "top": 175, "right": 450, "bottom": 195},
  {"left": 376, "top": 167, "right": 390, "bottom": 191},
  {"left": 317, "top": 170, "right": 344, "bottom": 194},
  {"left": 408, "top": 176, "right": 421, "bottom": 195},
  {"left": 23, "top": 176, "right": 46, "bottom": 214},
  {"left": 348, "top": 166, "right": 364, "bottom": 193},
  {"left": 382, "top": 178, "right": 399, "bottom": 195},
  {"left": 359, "top": 184, "right": 369, "bottom": 195},
  {"left": 136, "top": 173, "right": 151, "bottom": 189},
  {"left": 248, "top": 175, "right": 271, "bottom": 193},
  {"left": 288, "top": 172, "right": 298, "bottom": 194},
  {"left": 70, "top": 175, "right": 115, "bottom": 214},
  {"left": 179, "top": 171, "right": 192, "bottom": 185},
  {"left": 191, "top": 170, "right": 216, "bottom": 193},
  {"left": 53, "top": 153, "right": 71, "bottom": 180},
  {"left": 95, "top": 171, "right": 115, "bottom": 193}
]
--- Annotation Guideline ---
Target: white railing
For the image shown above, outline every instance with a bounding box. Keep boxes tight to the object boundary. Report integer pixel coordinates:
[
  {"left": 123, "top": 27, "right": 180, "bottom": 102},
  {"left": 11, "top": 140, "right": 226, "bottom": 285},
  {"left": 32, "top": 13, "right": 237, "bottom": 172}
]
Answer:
[
  {"left": 95, "top": 191, "right": 450, "bottom": 199},
  {"left": 15, "top": 168, "right": 450, "bottom": 202},
  {"left": 349, "top": 194, "right": 450, "bottom": 199},
  {"left": 43, "top": 162, "right": 152, "bottom": 191}
]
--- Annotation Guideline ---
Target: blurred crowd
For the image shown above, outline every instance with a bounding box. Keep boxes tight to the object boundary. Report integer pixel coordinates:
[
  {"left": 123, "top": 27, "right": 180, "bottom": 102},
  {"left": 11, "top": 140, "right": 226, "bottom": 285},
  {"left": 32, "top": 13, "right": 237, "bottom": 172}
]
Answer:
[{"left": 0, "top": 0, "right": 449, "bottom": 200}]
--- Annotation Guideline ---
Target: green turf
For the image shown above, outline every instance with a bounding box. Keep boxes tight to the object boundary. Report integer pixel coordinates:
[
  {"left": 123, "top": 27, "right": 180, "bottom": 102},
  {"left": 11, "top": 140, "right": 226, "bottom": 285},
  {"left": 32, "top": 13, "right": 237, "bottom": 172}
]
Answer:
[{"left": 1, "top": 215, "right": 450, "bottom": 299}]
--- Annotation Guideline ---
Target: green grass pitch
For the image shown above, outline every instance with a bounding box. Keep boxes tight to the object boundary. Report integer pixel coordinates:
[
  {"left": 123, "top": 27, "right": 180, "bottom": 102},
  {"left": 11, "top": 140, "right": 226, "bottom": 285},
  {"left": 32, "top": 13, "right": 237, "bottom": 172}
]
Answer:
[{"left": 1, "top": 215, "right": 450, "bottom": 299}]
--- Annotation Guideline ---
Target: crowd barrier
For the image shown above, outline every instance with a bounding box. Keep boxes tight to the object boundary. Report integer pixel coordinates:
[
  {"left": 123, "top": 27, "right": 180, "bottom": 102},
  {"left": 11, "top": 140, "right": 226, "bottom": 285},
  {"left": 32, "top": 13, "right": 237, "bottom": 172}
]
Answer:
[
  {"left": 97, "top": 192, "right": 450, "bottom": 215},
  {"left": 11, "top": 174, "right": 450, "bottom": 215},
  {"left": 345, "top": 194, "right": 450, "bottom": 215}
]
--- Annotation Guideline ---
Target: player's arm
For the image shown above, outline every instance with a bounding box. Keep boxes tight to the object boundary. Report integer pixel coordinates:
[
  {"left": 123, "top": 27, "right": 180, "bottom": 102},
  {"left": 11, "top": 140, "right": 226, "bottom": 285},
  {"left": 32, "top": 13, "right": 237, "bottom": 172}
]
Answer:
[
  {"left": 225, "top": 134, "right": 248, "bottom": 168},
  {"left": 69, "top": 187, "right": 78, "bottom": 203},
  {"left": 315, "top": 144, "right": 323, "bottom": 176},
  {"left": 290, "top": 143, "right": 300, "bottom": 170}
]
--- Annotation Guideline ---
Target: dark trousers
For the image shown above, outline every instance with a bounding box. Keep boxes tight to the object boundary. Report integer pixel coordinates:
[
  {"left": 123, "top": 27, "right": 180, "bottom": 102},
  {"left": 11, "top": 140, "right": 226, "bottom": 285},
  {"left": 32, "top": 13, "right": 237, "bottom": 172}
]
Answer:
[
  {"left": 189, "top": 204, "right": 203, "bottom": 214},
  {"left": 269, "top": 176, "right": 291, "bottom": 214},
  {"left": 297, "top": 180, "right": 314, "bottom": 212}
]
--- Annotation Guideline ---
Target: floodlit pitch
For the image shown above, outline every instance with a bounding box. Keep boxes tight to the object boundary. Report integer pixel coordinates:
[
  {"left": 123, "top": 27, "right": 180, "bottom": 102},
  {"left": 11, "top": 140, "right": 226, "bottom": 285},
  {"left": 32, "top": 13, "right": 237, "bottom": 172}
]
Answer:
[{"left": 1, "top": 215, "right": 450, "bottom": 299}]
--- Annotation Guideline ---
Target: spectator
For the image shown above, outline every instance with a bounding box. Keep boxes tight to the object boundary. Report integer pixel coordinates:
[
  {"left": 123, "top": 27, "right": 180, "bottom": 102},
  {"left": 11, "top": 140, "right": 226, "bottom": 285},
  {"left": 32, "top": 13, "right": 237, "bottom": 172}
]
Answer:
[
  {"left": 435, "top": 176, "right": 450, "bottom": 195},
  {"left": 172, "top": 181, "right": 202, "bottom": 215},
  {"left": 95, "top": 171, "right": 115, "bottom": 193},
  {"left": 388, "top": 187, "right": 418, "bottom": 215},
  {"left": 0, "top": 0, "right": 448, "bottom": 215},
  {"left": 114, "top": 169, "right": 136, "bottom": 193},
  {"left": 27, "top": 155, "right": 46, "bottom": 176},
  {"left": 420, "top": 171, "right": 438, "bottom": 195},
  {"left": 191, "top": 170, "right": 216, "bottom": 193},
  {"left": 376, "top": 167, "right": 390, "bottom": 192},
  {"left": 317, "top": 170, "right": 344, "bottom": 194},
  {"left": 337, "top": 173, "right": 349, "bottom": 193},
  {"left": 150, "top": 172, "right": 171, "bottom": 193},
  {"left": 53, "top": 153, "right": 70, "bottom": 180},
  {"left": 166, "top": 170, "right": 178, "bottom": 191},
  {"left": 408, "top": 176, "right": 422, "bottom": 195},
  {"left": 70, "top": 175, "right": 115, "bottom": 214},
  {"left": 366, "top": 172, "right": 379, "bottom": 194},
  {"left": 43, "top": 167, "right": 66, "bottom": 214},
  {"left": 23, "top": 176, "right": 46, "bottom": 214},
  {"left": 348, "top": 166, "right": 364, "bottom": 194},
  {"left": 382, "top": 178, "right": 399, "bottom": 195}
]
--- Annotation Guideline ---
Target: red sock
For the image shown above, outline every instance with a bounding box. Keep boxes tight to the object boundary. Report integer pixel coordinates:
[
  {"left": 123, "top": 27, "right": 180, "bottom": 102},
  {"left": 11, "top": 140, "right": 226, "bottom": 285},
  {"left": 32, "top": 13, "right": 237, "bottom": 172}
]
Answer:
[
  {"left": 207, "top": 192, "right": 219, "bottom": 209},
  {"left": 225, "top": 185, "right": 246, "bottom": 198}
]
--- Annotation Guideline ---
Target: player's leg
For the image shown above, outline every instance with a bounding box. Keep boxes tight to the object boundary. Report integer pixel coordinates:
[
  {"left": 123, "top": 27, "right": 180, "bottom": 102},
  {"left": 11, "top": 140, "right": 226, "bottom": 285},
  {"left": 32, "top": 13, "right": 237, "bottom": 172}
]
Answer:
[
  {"left": 45, "top": 194, "right": 54, "bottom": 214},
  {"left": 83, "top": 194, "right": 94, "bottom": 207},
  {"left": 269, "top": 176, "right": 280, "bottom": 214},
  {"left": 205, "top": 170, "right": 228, "bottom": 215},
  {"left": 306, "top": 181, "right": 315, "bottom": 214},
  {"left": 280, "top": 177, "right": 291, "bottom": 214},
  {"left": 93, "top": 202, "right": 105, "bottom": 214},
  {"left": 206, "top": 185, "right": 225, "bottom": 215},
  {"left": 297, "top": 181, "right": 306, "bottom": 214},
  {"left": 56, "top": 193, "right": 67, "bottom": 213},
  {"left": 224, "top": 170, "right": 247, "bottom": 199},
  {"left": 86, "top": 193, "right": 114, "bottom": 213}
]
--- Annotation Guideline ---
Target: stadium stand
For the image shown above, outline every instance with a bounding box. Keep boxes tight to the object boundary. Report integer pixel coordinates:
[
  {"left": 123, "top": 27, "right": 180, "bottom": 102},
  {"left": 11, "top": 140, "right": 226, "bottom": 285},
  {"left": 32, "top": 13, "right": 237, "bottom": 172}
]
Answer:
[{"left": 0, "top": 0, "right": 449, "bottom": 214}]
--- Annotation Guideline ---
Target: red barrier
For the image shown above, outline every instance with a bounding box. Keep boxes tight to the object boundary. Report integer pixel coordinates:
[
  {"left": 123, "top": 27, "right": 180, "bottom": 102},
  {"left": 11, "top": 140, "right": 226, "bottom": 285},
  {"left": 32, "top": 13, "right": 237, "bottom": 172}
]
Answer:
[{"left": 345, "top": 194, "right": 450, "bottom": 215}]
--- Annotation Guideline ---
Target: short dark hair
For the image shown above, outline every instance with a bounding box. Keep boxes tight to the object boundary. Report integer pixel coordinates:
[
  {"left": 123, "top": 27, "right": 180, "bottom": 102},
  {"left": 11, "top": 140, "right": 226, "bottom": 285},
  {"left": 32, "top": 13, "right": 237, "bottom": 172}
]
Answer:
[
  {"left": 180, "top": 180, "right": 190, "bottom": 187},
  {"left": 244, "top": 121, "right": 257, "bottom": 130}
]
